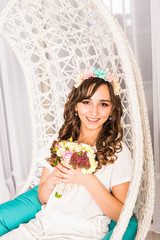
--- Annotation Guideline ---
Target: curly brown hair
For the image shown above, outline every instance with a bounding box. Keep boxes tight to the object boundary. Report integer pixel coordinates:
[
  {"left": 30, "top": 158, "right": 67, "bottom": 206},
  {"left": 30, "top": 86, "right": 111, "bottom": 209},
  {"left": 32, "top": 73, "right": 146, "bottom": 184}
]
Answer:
[{"left": 57, "top": 77, "right": 123, "bottom": 170}]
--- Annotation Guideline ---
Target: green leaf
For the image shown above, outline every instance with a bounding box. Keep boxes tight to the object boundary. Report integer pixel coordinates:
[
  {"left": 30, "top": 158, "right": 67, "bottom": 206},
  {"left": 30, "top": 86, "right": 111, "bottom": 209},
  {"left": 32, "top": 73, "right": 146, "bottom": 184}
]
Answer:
[
  {"left": 78, "top": 151, "right": 81, "bottom": 156},
  {"left": 65, "top": 146, "right": 69, "bottom": 151},
  {"left": 55, "top": 192, "right": 62, "bottom": 198},
  {"left": 53, "top": 160, "right": 58, "bottom": 167},
  {"left": 69, "top": 137, "right": 73, "bottom": 142},
  {"left": 63, "top": 141, "right": 66, "bottom": 146}
]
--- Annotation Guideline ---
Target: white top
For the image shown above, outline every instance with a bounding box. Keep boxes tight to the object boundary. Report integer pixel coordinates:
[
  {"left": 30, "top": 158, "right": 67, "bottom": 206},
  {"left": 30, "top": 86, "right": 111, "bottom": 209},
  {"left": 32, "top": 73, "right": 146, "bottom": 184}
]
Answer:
[{"left": 38, "top": 141, "right": 133, "bottom": 239}]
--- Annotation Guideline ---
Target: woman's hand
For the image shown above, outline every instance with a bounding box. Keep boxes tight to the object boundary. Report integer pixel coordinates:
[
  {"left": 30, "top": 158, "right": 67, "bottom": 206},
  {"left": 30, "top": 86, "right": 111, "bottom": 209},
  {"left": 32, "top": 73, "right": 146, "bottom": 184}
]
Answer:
[
  {"left": 38, "top": 162, "right": 88, "bottom": 204},
  {"left": 54, "top": 162, "right": 89, "bottom": 186},
  {"left": 45, "top": 167, "right": 62, "bottom": 190},
  {"left": 38, "top": 165, "right": 66, "bottom": 204}
]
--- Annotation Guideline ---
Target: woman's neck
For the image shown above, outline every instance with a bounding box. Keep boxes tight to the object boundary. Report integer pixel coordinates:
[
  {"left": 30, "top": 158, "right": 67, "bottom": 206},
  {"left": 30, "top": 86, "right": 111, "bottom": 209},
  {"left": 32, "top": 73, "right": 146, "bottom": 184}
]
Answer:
[{"left": 78, "top": 133, "right": 98, "bottom": 146}]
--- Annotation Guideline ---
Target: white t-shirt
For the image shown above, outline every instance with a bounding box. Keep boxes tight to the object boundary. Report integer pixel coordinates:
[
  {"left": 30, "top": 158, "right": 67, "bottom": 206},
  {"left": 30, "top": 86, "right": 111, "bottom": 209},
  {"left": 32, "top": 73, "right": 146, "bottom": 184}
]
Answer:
[{"left": 37, "top": 140, "right": 133, "bottom": 239}]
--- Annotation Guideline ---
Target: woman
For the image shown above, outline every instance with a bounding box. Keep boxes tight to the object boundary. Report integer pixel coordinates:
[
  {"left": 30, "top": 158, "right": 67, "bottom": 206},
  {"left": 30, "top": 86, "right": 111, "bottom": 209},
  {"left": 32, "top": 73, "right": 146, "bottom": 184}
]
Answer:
[{"left": 2, "top": 68, "right": 132, "bottom": 240}]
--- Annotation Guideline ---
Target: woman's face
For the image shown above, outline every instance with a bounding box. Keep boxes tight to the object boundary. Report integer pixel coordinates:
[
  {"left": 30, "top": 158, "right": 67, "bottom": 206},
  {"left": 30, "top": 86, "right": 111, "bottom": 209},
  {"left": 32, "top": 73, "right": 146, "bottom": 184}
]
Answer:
[{"left": 75, "top": 84, "right": 112, "bottom": 135}]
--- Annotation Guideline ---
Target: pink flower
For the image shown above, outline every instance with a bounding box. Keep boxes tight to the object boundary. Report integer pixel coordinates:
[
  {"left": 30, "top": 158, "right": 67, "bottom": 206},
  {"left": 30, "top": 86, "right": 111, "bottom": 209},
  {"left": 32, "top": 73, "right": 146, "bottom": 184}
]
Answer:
[
  {"left": 62, "top": 151, "right": 73, "bottom": 164},
  {"left": 70, "top": 152, "right": 91, "bottom": 169},
  {"left": 55, "top": 144, "right": 60, "bottom": 147},
  {"left": 82, "top": 69, "right": 95, "bottom": 80},
  {"left": 105, "top": 72, "right": 114, "bottom": 83}
]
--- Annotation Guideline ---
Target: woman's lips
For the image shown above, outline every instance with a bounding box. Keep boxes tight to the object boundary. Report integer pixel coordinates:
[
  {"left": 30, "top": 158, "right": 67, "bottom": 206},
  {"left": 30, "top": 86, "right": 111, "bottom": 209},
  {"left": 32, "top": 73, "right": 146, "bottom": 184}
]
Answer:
[{"left": 86, "top": 117, "right": 100, "bottom": 122}]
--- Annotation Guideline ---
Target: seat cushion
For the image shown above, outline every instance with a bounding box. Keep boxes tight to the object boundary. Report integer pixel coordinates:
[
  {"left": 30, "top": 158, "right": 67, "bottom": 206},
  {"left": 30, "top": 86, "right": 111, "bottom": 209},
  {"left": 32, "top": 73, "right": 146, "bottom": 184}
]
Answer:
[
  {"left": 0, "top": 186, "right": 41, "bottom": 236},
  {"left": 103, "top": 216, "right": 137, "bottom": 240},
  {"left": 0, "top": 186, "right": 137, "bottom": 239}
]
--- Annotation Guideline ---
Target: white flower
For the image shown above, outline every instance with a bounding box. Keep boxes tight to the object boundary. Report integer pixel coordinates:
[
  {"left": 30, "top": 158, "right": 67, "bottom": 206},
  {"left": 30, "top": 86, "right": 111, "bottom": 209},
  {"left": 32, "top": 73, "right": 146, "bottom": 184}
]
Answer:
[{"left": 57, "top": 148, "right": 65, "bottom": 157}]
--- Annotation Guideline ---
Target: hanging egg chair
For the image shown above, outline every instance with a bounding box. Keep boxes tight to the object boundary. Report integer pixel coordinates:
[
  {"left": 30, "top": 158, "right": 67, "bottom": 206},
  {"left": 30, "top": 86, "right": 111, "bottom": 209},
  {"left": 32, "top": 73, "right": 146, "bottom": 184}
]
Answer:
[{"left": 0, "top": 0, "right": 155, "bottom": 239}]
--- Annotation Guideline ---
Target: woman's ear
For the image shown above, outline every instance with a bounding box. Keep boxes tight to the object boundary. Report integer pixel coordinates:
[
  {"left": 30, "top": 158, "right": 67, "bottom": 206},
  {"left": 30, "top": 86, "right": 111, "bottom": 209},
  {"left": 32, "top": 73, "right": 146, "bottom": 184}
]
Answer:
[
  {"left": 111, "top": 106, "right": 115, "bottom": 115},
  {"left": 109, "top": 107, "right": 114, "bottom": 121},
  {"left": 74, "top": 105, "right": 78, "bottom": 117}
]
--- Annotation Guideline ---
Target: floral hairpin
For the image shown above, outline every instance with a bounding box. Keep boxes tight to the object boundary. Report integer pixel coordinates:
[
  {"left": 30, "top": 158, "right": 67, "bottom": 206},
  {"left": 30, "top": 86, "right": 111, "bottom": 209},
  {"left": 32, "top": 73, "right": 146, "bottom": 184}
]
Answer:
[{"left": 74, "top": 68, "right": 121, "bottom": 95}]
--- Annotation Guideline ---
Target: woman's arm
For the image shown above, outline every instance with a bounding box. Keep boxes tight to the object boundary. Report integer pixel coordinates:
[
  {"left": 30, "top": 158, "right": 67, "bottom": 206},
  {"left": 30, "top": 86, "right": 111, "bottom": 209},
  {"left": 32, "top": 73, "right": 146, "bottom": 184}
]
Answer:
[
  {"left": 38, "top": 166, "right": 62, "bottom": 204},
  {"left": 83, "top": 174, "right": 130, "bottom": 222},
  {"left": 56, "top": 163, "right": 130, "bottom": 222}
]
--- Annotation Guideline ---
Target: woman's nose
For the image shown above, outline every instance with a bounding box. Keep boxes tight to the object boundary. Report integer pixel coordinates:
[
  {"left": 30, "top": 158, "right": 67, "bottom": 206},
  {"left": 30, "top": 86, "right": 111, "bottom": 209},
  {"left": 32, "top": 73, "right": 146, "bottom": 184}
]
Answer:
[{"left": 90, "top": 104, "right": 99, "bottom": 115}]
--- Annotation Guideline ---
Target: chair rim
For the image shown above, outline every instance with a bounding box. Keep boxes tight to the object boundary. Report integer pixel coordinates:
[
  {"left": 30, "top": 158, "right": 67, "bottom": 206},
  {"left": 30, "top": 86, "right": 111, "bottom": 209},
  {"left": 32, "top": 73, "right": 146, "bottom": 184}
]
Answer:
[{"left": 0, "top": 0, "right": 155, "bottom": 239}]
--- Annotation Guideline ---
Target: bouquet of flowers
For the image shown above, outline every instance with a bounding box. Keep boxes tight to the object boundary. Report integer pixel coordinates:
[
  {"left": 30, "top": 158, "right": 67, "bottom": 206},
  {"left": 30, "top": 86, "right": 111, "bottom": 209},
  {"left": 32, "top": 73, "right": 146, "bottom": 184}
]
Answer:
[{"left": 47, "top": 137, "right": 98, "bottom": 198}]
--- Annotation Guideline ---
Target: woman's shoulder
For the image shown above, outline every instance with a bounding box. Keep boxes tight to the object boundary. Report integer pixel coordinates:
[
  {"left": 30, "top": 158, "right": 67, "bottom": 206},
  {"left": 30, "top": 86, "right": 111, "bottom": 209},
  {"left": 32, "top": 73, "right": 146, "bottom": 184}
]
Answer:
[
  {"left": 38, "top": 134, "right": 58, "bottom": 168},
  {"left": 117, "top": 141, "right": 132, "bottom": 156},
  {"left": 114, "top": 141, "right": 133, "bottom": 167},
  {"left": 107, "top": 141, "right": 133, "bottom": 188}
]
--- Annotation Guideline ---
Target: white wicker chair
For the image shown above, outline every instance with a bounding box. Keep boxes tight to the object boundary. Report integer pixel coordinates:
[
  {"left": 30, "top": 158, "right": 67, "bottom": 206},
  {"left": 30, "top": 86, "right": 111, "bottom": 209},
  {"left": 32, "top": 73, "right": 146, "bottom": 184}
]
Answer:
[{"left": 0, "top": 0, "right": 155, "bottom": 239}]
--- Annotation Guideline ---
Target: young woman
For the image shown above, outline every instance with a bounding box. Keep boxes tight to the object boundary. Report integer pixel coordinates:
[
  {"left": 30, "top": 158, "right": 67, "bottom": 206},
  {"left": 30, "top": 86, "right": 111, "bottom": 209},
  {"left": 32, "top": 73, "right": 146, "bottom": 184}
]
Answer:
[{"left": 2, "top": 68, "right": 132, "bottom": 240}]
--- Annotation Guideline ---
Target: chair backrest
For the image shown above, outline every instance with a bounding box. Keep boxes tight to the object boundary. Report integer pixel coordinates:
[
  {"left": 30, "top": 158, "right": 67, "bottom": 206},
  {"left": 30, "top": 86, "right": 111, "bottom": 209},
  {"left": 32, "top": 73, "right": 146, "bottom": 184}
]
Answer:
[{"left": 0, "top": 0, "right": 155, "bottom": 239}]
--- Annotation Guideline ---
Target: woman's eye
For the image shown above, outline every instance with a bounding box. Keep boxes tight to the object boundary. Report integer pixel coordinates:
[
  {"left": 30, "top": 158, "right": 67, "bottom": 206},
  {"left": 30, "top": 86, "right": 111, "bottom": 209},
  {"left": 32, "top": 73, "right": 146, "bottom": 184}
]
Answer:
[
  {"left": 82, "top": 100, "right": 90, "bottom": 104},
  {"left": 100, "top": 103, "right": 109, "bottom": 107}
]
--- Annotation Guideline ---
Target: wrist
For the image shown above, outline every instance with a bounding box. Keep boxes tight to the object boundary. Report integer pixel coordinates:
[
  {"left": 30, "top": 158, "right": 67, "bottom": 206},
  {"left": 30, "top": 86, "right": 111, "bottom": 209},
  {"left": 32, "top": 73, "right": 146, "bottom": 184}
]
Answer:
[
  {"left": 46, "top": 178, "right": 56, "bottom": 191},
  {"left": 82, "top": 173, "right": 95, "bottom": 187}
]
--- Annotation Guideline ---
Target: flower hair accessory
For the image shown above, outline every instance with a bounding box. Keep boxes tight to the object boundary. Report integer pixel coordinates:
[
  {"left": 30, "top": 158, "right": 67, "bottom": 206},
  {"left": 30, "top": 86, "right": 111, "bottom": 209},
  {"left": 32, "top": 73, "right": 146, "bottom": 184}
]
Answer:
[{"left": 74, "top": 68, "right": 121, "bottom": 95}]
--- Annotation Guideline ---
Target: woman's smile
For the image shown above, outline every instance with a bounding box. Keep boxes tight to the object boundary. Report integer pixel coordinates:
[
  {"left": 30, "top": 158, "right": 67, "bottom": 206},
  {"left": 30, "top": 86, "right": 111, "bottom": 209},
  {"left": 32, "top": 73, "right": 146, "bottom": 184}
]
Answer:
[{"left": 86, "top": 117, "right": 100, "bottom": 122}]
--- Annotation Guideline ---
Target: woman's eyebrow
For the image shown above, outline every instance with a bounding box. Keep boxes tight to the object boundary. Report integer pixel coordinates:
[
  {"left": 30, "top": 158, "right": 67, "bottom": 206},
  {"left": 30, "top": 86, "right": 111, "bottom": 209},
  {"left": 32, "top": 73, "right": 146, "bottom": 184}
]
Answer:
[
  {"left": 84, "top": 98, "right": 111, "bottom": 103},
  {"left": 100, "top": 99, "right": 111, "bottom": 103}
]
